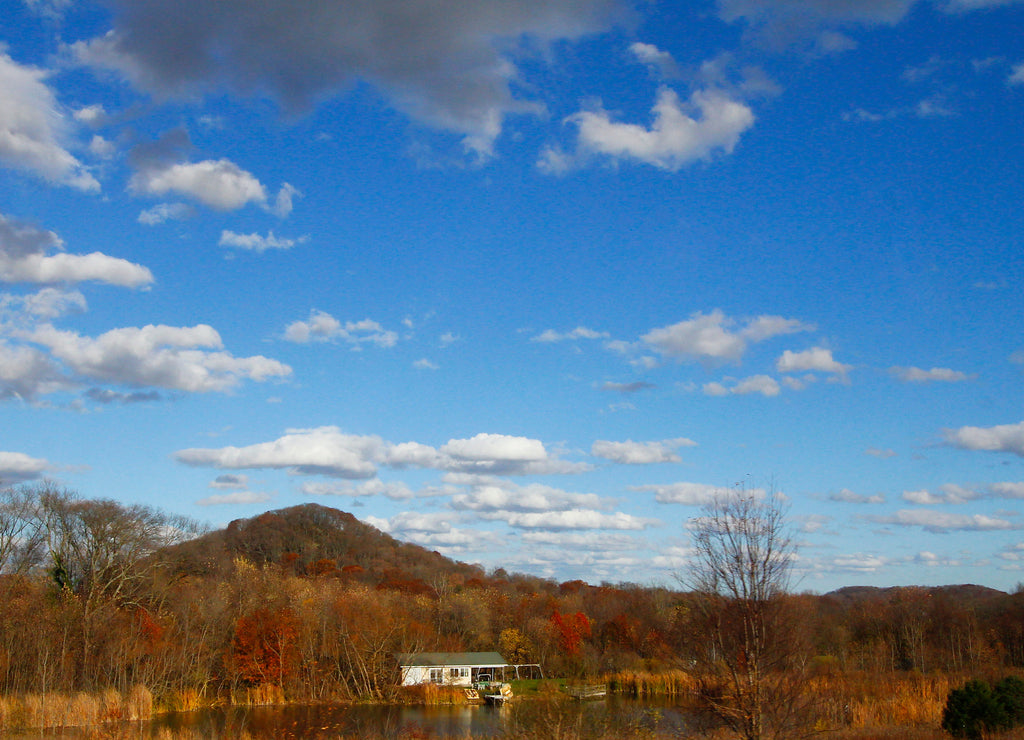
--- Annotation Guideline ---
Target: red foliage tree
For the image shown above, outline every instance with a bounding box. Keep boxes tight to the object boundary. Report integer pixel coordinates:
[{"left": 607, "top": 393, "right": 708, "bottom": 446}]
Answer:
[
  {"left": 550, "top": 610, "right": 591, "bottom": 656},
  {"left": 231, "top": 607, "right": 299, "bottom": 686}
]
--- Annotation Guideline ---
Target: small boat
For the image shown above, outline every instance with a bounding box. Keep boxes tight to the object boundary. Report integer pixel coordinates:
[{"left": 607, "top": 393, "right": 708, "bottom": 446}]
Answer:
[
  {"left": 484, "top": 683, "right": 514, "bottom": 704},
  {"left": 563, "top": 684, "right": 607, "bottom": 700}
]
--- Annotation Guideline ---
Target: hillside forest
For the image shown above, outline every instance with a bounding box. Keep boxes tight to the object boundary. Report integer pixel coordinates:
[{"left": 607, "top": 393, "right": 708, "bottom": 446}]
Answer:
[{"left": 2, "top": 485, "right": 1024, "bottom": 735}]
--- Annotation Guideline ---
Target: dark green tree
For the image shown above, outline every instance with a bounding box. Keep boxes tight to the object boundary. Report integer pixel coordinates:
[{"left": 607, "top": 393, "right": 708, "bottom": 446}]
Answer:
[{"left": 942, "top": 680, "right": 1007, "bottom": 739}]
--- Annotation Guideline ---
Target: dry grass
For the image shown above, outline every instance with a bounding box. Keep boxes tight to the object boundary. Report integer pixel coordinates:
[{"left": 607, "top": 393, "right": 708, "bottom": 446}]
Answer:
[
  {"left": 605, "top": 669, "right": 700, "bottom": 698},
  {"left": 0, "top": 685, "right": 155, "bottom": 732}
]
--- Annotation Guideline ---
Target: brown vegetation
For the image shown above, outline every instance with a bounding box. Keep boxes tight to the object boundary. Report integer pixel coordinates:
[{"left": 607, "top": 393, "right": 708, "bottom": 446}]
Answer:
[{"left": 3, "top": 486, "right": 1024, "bottom": 738}]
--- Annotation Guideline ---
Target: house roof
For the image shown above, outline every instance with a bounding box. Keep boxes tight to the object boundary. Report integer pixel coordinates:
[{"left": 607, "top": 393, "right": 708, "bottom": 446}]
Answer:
[{"left": 396, "top": 651, "right": 508, "bottom": 667}]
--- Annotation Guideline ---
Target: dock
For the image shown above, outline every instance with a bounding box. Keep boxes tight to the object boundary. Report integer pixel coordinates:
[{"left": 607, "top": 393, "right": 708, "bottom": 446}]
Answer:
[{"left": 563, "top": 684, "right": 607, "bottom": 700}]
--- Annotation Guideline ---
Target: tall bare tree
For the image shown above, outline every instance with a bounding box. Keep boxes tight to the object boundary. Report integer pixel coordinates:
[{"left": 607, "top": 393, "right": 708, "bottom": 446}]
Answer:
[{"left": 683, "top": 490, "right": 809, "bottom": 740}]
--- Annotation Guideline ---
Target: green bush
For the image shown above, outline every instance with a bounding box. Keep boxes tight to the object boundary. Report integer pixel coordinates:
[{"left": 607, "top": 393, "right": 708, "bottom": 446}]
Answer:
[
  {"left": 942, "top": 677, "right": 1024, "bottom": 739},
  {"left": 995, "top": 676, "right": 1024, "bottom": 728}
]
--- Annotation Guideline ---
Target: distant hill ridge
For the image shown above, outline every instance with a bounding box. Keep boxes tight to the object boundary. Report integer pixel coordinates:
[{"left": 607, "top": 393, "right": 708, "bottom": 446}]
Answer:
[{"left": 165, "top": 502, "right": 488, "bottom": 590}]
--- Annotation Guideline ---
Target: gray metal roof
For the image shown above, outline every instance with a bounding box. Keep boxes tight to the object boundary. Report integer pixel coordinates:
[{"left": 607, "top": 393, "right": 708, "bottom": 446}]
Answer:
[{"left": 396, "top": 651, "right": 508, "bottom": 667}]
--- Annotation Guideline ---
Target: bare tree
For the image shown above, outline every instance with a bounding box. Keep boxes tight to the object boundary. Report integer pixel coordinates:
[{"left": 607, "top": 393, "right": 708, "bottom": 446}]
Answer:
[
  {"left": 0, "top": 485, "right": 46, "bottom": 576},
  {"left": 683, "top": 490, "right": 810, "bottom": 740}
]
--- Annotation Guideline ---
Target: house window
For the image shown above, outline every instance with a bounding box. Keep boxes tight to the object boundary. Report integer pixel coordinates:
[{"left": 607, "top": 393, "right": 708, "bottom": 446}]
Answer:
[{"left": 429, "top": 668, "right": 443, "bottom": 684}]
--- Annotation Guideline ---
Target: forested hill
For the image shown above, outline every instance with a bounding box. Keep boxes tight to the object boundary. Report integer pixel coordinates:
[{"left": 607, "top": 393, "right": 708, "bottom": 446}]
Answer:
[{"left": 165, "top": 502, "right": 501, "bottom": 589}]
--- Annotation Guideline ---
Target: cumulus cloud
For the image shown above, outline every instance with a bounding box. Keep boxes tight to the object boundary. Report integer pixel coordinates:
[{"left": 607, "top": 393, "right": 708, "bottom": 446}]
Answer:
[
  {"left": 0, "top": 214, "right": 153, "bottom": 288},
  {"left": 196, "top": 490, "right": 273, "bottom": 506},
  {"left": 891, "top": 366, "right": 971, "bottom": 383},
  {"left": 829, "top": 488, "right": 885, "bottom": 504},
  {"left": 902, "top": 484, "right": 979, "bottom": 505},
  {"left": 138, "top": 203, "right": 192, "bottom": 225},
  {"left": 642, "top": 310, "right": 811, "bottom": 363},
  {"left": 28, "top": 323, "right": 291, "bottom": 393},
  {"left": 777, "top": 347, "right": 851, "bottom": 379},
  {"left": 302, "top": 478, "right": 415, "bottom": 500},
  {"left": 284, "top": 310, "right": 398, "bottom": 348},
  {"left": 991, "top": 482, "right": 1024, "bottom": 499},
  {"left": 210, "top": 474, "right": 248, "bottom": 490},
  {"left": 943, "top": 421, "right": 1024, "bottom": 457},
  {"left": 531, "top": 326, "right": 609, "bottom": 342},
  {"left": 130, "top": 158, "right": 268, "bottom": 211},
  {"left": 0, "top": 450, "right": 50, "bottom": 482},
  {"left": 704, "top": 374, "right": 781, "bottom": 397},
  {"left": 632, "top": 481, "right": 757, "bottom": 506},
  {"left": 567, "top": 88, "right": 754, "bottom": 170},
  {"left": 219, "top": 230, "right": 308, "bottom": 252},
  {"left": 871, "top": 509, "right": 1017, "bottom": 533},
  {"left": 176, "top": 427, "right": 584, "bottom": 479},
  {"left": 451, "top": 480, "right": 608, "bottom": 513},
  {"left": 73, "top": 0, "right": 622, "bottom": 156},
  {"left": 591, "top": 437, "right": 695, "bottom": 464},
  {"left": 865, "top": 447, "right": 897, "bottom": 458},
  {"left": 1011, "top": 63, "right": 1024, "bottom": 85},
  {"left": 497, "top": 509, "right": 652, "bottom": 530},
  {"left": 717, "top": 0, "right": 916, "bottom": 47},
  {"left": 0, "top": 51, "right": 99, "bottom": 191},
  {"left": 177, "top": 427, "right": 387, "bottom": 478}
]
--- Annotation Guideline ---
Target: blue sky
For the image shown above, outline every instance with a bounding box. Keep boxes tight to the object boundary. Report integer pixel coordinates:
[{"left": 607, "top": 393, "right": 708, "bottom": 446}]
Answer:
[{"left": 2, "top": 0, "right": 1023, "bottom": 592}]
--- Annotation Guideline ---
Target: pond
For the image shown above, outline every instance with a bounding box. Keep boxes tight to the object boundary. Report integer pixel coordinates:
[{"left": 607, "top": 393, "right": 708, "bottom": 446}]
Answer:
[{"left": 12, "top": 696, "right": 704, "bottom": 739}]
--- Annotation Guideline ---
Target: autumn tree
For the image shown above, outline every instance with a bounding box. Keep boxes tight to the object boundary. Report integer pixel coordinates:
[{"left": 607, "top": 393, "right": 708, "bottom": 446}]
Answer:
[{"left": 683, "top": 490, "right": 810, "bottom": 740}]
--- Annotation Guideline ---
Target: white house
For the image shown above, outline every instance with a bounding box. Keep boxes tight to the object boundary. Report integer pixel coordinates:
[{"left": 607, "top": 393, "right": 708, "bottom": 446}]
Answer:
[{"left": 396, "top": 651, "right": 510, "bottom": 687}]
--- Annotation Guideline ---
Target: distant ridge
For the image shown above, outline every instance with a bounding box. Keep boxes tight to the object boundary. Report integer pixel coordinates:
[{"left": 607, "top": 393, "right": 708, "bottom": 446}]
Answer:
[
  {"left": 824, "top": 583, "right": 1007, "bottom": 605},
  {"left": 165, "top": 502, "right": 490, "bottom": 590}
]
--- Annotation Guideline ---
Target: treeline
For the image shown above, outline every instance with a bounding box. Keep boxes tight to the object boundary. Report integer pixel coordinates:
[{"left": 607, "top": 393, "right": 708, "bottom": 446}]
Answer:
[{"left": 2, "top": 487, "right": 1024, "bottom": 708}]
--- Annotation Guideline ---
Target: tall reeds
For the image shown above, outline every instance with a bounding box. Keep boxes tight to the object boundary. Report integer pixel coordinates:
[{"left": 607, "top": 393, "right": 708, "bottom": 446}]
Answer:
[
  {"left": 605, "top": 670, "right": 699, "bottom": 698},
  {"left": 0, "top": 684, "right": 154, "bottom": 732}
]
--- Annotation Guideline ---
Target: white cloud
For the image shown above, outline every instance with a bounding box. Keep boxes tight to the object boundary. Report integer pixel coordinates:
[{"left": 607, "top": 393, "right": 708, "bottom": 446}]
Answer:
[
  {"left": 891, "top": 366, "right": 971, "bottom": 383},
  {"left": 178, "top": 427, "right": 387, "bottom": 478},
  {"left": 0, "top": 51, "right": 99, "bottom": 191},
  {"left": 0, "top": 340, "right": 68, "bottom": 399},
  {"left": 865, "top": 447, "right": 897, "bottom": 458},
  {"left": 777, "top": 347, "right": 851, "bottom": 379},
  {"left": 591, "top": 437, "right": 696, "bottom": 464},
  {"left": 629, "top": 42, "right": 678, "bottom": 76},
  {"left": 29, "top": 323, "right": 291, "bottom": 393},
  {"left": 570, "top": 88, "right": 754, "bottom": 170},
  {"left": 717, "top": 0, "right": 916, "bottom": 46},
  {"left": 0, "top": 214, "right": 153, "bottom": 288},
  {"left": 284, "top": 310, "right": 398, "bottom": 348},
  {"left": 829, "top": 553, "right": 891, "bottom": 573},
  {"left": 441, "top": 433, "right": 547, "bottom": 463},
  {"left": 902, "top": 484, "right": 978, "bottom": 505},
  {"left": 130, "top": 158, "right": 267, "bottom": 211},
  {"left": 413, "top": 358, "right": 439, "bottom": 370},
  {"left": 196, "top": 490, "right": 273, "bottom": 506},
  {"left": 1010, "top": 63, "right": 1024, "bottom": 85},
  {"left": 991, "top": 482, "right": 1024, "bottom": 499},
  {"left": 944, "top": 421, "right": 1024, "bottom": 456},
  {"left": 497, "top": 509, "right": 652, "bottom": 531},
  {"left": 0, "top": 450, "right": 50, "bottom": 482},
  {"left": 632, "top": 481, "right": 756, "bottom": 506},
  {"left": 210, "top": 474, "right": 248, "bottom": 490},
  {"left": 731, "top": 374, "right": 781, "bottom": 396},
  {"left": 73, "top": 104, "right": 107, "bottom": 126},
  {"left": 302, "top": 478, "right": 415, "bottom": 500},
  {"left": 643, "top": 310, "right": 810, "bottom": 363},
  {"left": 219, "top": 230, "right": 307, "bottom": 252},
  {"left": 829, "top": 488, "right": 885, "bottom": 504},
  {"left": 872, "top": 509, "right": 1017, "bottom": 533},
  {"left": 74, "top": 0, "right": 621, "bottom": 157},
  {"left": 176, "top": 427, "right": 584, "bottom": 479},
  {"left": 451, "top": 480, "right": 608, "bottom": 513},
  {"left": 138, "top": 203, "right": 192, "bottom": 225},
  {"left": 531, "top": 326, "right": 609, "bottom": 342}
]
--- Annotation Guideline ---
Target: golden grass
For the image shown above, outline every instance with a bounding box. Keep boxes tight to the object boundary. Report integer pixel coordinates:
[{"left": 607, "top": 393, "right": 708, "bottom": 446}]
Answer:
[
  {"left": 0, "top": 685, "right": 155, "bottom": 731},
  {"left": 605, "top": 669, "right": 699, "bottom": 697}
]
